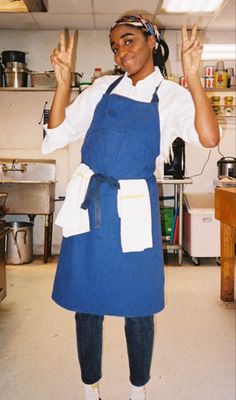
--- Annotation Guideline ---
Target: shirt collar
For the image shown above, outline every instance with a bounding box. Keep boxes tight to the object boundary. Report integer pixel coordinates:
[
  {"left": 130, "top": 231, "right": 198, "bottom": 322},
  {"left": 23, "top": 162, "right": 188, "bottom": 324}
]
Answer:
[{"left": 123, "top": 67, "right": 164, "bottom": 87}]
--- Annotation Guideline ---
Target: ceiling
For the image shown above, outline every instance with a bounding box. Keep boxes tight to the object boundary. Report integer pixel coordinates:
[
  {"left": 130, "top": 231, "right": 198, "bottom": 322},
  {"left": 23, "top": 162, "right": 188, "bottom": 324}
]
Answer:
[{"left": 0, "top": 0, "right": 235, "bottom": 31}]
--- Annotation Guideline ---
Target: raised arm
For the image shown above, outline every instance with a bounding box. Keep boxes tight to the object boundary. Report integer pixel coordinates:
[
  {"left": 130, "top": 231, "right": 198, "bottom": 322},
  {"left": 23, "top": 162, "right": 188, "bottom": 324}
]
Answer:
[
  {"left": 181, "top": 24, "right": 220, "bottom": 148},
  {"left": 48, "top": 31, "right": 75, "bottom": 129}
]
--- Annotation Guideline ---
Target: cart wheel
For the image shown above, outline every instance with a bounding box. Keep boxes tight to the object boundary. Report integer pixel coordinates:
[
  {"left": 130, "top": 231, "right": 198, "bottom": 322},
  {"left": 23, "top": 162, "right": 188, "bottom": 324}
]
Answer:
[
  {"left": 216, "top": 257, "right": 221, "bottom": 266},
  {"left": 192, "top": 257, "right": 200, "bottom": 266}
]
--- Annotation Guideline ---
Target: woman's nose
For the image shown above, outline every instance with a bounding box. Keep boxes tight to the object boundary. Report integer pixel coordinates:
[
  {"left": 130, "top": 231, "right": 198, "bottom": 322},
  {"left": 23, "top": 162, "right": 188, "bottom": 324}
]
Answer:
[{"left": 118, "top": 46, "right": 127, "bottom": 58}]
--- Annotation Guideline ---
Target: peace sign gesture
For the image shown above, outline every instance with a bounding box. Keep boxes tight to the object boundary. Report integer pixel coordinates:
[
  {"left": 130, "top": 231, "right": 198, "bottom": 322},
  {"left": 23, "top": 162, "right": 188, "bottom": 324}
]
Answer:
[
  {"left": 181, "top": 24, "right": 203, "bottom": 77},
  {"left": 50, "top": 31, "right": 75, "bottom": 87}
]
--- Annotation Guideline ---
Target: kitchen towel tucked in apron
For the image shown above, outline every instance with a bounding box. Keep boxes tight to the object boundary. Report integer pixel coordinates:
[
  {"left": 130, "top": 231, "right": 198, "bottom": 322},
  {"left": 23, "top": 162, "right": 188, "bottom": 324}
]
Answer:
[{"left": 52, "top": 76, "right": 165, "bottom": 317}]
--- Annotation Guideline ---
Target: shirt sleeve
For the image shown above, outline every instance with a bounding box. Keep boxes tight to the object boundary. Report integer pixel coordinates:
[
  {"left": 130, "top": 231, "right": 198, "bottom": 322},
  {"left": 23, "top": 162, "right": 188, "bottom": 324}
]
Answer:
[
  {"left": 41, "top": 83, "right": 104, "bottom": 154},
  {"left": 172, "top": 85, "right": 201, "bottom": 146}
]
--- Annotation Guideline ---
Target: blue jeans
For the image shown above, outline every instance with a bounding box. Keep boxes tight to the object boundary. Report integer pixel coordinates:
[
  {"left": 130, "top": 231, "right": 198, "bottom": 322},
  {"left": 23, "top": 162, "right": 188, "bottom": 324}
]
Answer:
[{"left": 75, "top": 313, "right": 154, "bottom": 386}]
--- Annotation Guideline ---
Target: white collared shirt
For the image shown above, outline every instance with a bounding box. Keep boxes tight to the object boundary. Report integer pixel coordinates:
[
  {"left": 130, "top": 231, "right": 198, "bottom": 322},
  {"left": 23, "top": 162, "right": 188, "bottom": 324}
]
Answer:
[{"left": 42, "top": 67, "right": 201, "bottom": 161}]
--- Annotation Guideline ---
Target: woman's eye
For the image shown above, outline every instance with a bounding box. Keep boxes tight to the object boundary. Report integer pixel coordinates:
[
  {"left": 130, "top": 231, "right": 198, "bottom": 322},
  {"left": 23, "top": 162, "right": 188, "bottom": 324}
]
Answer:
[
  {"left": 124, "top": 39, "right": 133, "bottom": 46},
  {"left": 112, "top": 47, "right": 118, "bottom": 54}
]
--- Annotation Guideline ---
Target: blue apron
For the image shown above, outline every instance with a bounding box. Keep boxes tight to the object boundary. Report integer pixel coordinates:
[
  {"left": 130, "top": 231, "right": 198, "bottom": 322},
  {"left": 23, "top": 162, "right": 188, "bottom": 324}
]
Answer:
[{"left": 52, "top": 76, "right": 165, "bottom": 317}]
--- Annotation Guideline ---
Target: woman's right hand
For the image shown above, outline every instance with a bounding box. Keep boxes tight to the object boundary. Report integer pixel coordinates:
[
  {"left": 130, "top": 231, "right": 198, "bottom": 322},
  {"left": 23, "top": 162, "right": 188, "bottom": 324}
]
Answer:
[{"left": 50, "top": 32, "right": 75, "bottom": 87}]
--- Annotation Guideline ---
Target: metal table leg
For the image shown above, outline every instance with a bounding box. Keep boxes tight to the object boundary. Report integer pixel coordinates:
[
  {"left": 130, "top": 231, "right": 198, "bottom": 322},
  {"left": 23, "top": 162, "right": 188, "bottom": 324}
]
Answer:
[
  {"left": 178, "top": 184, "right": 183, "bottom": 265},
  {"left": 44, "top": 214, "right": 53, "bottom": 263}
]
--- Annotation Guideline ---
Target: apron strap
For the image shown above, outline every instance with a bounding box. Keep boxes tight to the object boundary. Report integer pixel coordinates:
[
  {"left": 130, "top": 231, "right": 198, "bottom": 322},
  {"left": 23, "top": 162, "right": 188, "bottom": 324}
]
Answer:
[
  {"left": 105, "top": 75, "right": 124, "bottom": 94},
  {"left": 151, "top": 81, "right": 163, "bottom": 103},
  {"left": 81, "top": 173, "right": 120, "bottom": 228}
]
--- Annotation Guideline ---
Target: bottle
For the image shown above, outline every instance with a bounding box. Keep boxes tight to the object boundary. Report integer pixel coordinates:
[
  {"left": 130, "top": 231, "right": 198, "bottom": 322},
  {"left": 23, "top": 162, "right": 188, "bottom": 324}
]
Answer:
[{"left": 92, "top": 67, "right": 102, "bottom": 82}]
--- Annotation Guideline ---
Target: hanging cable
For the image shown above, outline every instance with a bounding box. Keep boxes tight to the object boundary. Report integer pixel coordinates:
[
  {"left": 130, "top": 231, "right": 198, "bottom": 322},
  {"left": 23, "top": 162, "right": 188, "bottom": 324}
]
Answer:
[
  {"left": 217, "top": 144, "right": 225, "bottom": 157},
  {"left": 188, "top": 150, "right": 212, "bottom": 178}
]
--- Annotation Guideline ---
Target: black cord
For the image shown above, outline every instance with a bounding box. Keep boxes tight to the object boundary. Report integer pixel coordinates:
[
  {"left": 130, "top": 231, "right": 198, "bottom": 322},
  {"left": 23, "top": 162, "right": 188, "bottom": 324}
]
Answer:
[
  {"left": 188, "top": 150, "right": 212, "bottom": 178},
  {"left": 38, "top": 101, "right": 48, "bottom": 124}
]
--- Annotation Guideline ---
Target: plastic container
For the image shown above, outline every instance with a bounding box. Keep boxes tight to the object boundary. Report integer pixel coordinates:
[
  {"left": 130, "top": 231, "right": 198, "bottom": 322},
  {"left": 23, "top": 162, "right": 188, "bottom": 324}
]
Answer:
[
  {"left": 6, "top": 221, "right": 33, "bottom": 264},
  {"left": 183, "top": 193, "right": 220, "bottom": 259},
  {"left": 160, "top": 207, "right": 174, "bottom": 241}
]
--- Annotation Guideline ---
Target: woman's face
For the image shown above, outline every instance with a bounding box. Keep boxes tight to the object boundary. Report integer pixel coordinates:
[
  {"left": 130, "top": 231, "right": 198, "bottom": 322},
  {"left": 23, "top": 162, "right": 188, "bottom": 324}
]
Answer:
[{"left": 110, "top": 25, "right": 155, "bottom": 84}]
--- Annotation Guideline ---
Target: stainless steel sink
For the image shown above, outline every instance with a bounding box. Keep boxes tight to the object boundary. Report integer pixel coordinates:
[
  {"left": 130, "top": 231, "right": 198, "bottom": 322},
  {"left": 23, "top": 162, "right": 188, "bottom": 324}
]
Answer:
[
  {"left": 0, "top": 181, "right": 55, "bottom": 214},
  {"left": 0, "top": 159, "right": 56, "bottom": 214},
  {"left": 0, "top": 159, "right": 56, "bottom": 263}
]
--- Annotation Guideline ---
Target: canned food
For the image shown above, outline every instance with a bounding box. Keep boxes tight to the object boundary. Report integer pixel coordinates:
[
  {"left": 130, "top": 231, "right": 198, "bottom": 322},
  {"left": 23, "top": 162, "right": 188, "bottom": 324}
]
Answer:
[
  {"left": 205, "top": 77, "right": 215, "bottom": 88},
  {"left": 168, "top": 74, "right": 178, "bottom": 83},
  {"left": 212, "top": 105, "right": 221, "bottom": 115},
  {"left": 179, "top": 76, "right": 188, "bottom": 88},
  {"left": 205, "top": 66, "right": 215, "bottom": 77},
  {"left": 214, "top": 70, "right": 228, "bottom": 88},
  {"left": 224, "top": 106, "right": 233, "bottom": 116},
  {"left": 224, "top": 96, "right": 234, "bottom": 106},
  {"left": 210, "top": 96, "right": 220, "bottom": 105}
]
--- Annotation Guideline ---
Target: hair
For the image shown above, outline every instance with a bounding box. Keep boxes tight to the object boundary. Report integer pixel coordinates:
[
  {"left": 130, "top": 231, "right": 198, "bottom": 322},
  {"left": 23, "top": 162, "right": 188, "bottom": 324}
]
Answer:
[{"left": 140, "top": 30, "right": 169, "bottom": 78}]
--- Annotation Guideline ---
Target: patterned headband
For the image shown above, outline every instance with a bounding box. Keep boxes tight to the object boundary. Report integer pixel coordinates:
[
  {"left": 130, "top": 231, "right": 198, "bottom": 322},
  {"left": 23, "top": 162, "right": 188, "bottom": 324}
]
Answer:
[{"left": 110, "top": 15, "right": 160, "bottom": 49}]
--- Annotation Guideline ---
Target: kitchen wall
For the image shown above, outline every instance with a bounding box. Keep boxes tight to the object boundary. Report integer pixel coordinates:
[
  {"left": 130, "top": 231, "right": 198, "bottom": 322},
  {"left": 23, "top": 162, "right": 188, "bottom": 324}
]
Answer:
[{"left": 0, "top": 29, "right": 235, "bottom": 254}]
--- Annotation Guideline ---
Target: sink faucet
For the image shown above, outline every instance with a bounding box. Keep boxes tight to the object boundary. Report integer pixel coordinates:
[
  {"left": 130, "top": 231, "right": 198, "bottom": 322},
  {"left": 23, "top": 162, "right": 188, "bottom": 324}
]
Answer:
[
  {"left": 12, "top": 159, "right": 18, "bottom": 171},
  {"left": 1, "top": 159, "right": 27, "bottom": 173}
]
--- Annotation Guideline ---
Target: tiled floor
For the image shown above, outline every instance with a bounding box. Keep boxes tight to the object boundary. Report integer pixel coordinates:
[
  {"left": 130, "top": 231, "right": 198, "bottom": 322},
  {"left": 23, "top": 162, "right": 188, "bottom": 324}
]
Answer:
[{"left": 0, "top": 255, "right": 235, "bottom": 400}]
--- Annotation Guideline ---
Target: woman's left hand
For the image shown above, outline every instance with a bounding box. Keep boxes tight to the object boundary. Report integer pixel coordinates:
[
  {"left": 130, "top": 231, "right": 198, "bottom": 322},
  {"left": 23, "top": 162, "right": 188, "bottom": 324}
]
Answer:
[{"left": 181, "top": 24, "right": 203, "bottom": 77}]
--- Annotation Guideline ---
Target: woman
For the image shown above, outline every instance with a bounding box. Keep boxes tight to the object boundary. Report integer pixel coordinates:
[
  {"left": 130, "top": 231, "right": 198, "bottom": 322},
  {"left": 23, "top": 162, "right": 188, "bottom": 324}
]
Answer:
[{"left": 42, "top": 15, "right": 220, "bottom": 400}]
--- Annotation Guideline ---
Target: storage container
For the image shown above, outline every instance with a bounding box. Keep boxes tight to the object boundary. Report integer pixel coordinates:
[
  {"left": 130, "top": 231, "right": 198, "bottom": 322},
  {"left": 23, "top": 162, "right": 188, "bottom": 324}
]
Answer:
[
  {"left": 160, "top": 207, "right": 174, "bottom": 242},
  {"left": 30, "top": 71, "right": 82, "bottom": 88},
  {"left": 183, "top": 193, "right": 220, "bottom": 262}
]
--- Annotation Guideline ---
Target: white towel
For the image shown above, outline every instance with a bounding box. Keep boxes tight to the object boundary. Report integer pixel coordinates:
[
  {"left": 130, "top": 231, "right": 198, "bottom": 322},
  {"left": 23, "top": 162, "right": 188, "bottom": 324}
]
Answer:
[
  {"left": 117, "top": 179, "right": 153, "bottom": 252},
  {"left": 55, "top": 163, "right": 93, "bottom": 237},
  {"left": 56, "top": 163, "right": 153, "bottom": 252}
]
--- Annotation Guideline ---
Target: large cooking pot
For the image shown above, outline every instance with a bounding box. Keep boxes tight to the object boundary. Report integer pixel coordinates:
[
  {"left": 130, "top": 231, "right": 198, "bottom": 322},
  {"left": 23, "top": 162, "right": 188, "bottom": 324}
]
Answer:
[
  {"left": 5, "top": 66, "right": 28, "bottom": 87},
  {"left": 217, "top": 156, "right": 236, "bottom": 178},
  {"left": 6, "top": 221, "right": 33, "bottom": 264},
  {"left": 1, "top": 50, "right": 28, "bottom": 66}
]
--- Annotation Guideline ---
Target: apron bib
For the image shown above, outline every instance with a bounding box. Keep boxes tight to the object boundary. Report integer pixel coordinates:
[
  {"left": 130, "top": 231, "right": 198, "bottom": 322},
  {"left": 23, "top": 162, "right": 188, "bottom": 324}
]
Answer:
[{"left": 52, "top": 76, "right": 165, "bottom": 317}]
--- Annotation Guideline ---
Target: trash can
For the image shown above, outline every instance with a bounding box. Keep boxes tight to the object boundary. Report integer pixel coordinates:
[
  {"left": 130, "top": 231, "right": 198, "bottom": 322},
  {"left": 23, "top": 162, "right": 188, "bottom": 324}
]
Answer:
[{"left": 6, "top": 221, "right": 33, "bottom": 264}]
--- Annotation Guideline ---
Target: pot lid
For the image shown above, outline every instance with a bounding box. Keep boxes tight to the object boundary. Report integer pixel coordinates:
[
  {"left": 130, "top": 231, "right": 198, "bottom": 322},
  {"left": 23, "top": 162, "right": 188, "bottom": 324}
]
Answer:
[{"left": 217, "top": 156, "right": 236, "bottom": 164}]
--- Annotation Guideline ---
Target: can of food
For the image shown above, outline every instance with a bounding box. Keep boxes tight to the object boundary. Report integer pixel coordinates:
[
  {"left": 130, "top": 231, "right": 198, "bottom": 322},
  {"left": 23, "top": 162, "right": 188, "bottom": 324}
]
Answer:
[
  {"left": 214, "top": 70, "right": 228, "bottom": 88},
  {"left": 179, "top": 76, "right": 188, "bottom": 88},
  {"left": 224, "top": 96, "right": 234, "bottom": 106},
  {"left": 205, "top": 66, "right": 215, "bottom": 77},
  {"left": 210, "top": 96, "right": 221, "bottom": 105},
  {"left": 212, "top": 105, "right": 221, "bottom": 115},
  {"left": 205, "top": 77, "right": 215, "bottom": 88},
  {"left": 224, "top": 106, "right": 233, "bottom": 116}
]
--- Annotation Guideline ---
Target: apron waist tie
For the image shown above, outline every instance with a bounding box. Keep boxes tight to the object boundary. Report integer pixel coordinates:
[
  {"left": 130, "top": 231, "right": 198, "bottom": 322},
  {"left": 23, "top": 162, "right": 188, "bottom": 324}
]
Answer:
[{"left": 81, "top": 173, "right": 120, "bottom": 227}]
